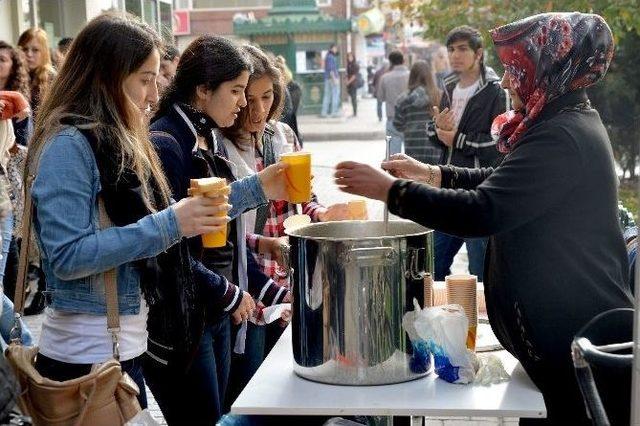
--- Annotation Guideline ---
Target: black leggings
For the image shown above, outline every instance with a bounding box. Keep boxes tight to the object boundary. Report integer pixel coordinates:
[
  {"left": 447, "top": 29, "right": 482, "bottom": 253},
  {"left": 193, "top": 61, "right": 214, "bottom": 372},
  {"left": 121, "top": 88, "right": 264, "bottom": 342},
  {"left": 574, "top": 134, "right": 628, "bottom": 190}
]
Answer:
[{"left": 348, "top": 86, "right": 357, "bottom": 116}]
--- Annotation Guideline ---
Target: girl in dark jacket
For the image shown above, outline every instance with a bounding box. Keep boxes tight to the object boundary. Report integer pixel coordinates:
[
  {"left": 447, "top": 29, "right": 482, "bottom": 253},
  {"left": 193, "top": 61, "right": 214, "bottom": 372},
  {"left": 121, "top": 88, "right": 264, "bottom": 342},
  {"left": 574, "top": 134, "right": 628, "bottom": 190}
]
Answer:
[
  {"left": 147, "top": 35, "right": 291, "bottom": 425},
  {"left": 336, "top": 13, "right": 633, "bottom": 425}
]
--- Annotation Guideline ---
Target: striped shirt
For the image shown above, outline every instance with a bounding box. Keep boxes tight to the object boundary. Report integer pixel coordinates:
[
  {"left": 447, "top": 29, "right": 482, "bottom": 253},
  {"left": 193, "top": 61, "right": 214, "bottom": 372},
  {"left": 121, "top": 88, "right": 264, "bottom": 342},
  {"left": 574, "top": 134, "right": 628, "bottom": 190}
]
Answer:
[{"left": 393, "top": 86, "right": 443, "bottom": 164}]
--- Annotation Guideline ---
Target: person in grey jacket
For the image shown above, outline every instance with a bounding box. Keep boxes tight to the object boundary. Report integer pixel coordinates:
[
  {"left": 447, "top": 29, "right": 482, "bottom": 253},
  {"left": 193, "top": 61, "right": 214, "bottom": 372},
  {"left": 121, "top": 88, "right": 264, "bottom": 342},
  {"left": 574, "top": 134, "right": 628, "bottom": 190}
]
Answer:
[{"left": 378, "top": 50, "right": 409, "bottom": 155}]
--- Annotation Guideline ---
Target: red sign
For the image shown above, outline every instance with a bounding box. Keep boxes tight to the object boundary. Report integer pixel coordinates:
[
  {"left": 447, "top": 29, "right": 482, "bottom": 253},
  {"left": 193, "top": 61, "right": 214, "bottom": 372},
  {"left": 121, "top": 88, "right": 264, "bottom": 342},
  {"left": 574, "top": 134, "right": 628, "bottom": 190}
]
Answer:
[{"left": 173, "top": 10, "right": 190, "bottom": 36}]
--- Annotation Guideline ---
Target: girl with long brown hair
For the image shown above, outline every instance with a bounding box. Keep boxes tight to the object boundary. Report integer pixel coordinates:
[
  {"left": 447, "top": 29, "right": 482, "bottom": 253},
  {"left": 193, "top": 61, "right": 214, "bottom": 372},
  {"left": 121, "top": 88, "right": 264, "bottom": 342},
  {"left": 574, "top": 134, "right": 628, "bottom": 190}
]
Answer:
[
  {"left": 393, "top": 60, "right": 443, "bottom": 164},
  {"left": 17, "top": 28, "right": 56, "bottom": 113},
  {"left": 27, "top": 12, "right": 233, "bottom": 410},
  {"left": 217, "top": 46, "right": 351, "bottom": 408}
]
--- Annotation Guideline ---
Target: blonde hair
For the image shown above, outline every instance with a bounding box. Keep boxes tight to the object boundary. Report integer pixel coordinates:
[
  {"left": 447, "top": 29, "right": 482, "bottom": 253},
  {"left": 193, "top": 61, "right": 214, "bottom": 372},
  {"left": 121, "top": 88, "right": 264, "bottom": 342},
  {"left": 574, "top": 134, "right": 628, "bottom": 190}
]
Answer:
[
  {"left": 27, "top": 13, "right": 170, "bottom": 210},
  {"left": 18, "top": 28, "right": 55, "bottom": 102},
  {"left": 275, "top": 55, "right": 293, "bottom": 83}
]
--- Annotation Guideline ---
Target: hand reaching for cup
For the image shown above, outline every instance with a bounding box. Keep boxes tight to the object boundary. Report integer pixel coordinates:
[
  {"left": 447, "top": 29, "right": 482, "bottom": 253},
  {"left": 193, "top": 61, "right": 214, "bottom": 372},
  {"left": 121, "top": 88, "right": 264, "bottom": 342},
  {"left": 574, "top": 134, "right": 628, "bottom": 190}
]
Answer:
[
  {"left": 258, "top": 162, "right": 290, "bottom": 201},
  {"left": 318, "top": 203, "right": 351, "bottom": 222},
  {"left": 334, "top": 161, "right": 397, "bottom": 201},
  {"left": 382, "top": 153, "right": 430, "bottom": 181}
]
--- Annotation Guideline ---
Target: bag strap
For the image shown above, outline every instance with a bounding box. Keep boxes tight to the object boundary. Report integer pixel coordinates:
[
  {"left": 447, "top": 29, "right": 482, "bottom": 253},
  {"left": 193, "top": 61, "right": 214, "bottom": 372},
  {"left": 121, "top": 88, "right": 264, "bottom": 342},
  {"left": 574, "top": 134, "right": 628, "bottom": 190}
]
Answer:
[
  {"left": 11, "top": 145, "right": 122, "bottom": 360},
  {"left": 98, "top": 199, "right": 121, "bottom": 361}
]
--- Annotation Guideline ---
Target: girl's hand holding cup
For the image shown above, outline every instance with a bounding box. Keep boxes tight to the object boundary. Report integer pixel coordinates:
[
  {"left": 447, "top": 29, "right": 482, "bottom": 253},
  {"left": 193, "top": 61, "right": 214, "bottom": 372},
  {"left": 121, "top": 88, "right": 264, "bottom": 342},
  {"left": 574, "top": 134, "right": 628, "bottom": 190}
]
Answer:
[
  {"left": 188, "top": 177, "right": 231, "bottom": 247},
  {"left": 173, "top": 195, "right": 230, "bottom": 239}
]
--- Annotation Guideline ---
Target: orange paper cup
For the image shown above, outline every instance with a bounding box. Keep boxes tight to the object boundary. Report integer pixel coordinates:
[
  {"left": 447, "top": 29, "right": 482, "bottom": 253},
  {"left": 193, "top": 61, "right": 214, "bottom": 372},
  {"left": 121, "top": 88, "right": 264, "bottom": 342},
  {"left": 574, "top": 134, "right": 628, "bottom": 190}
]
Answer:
[
  {"left": 280, "top": 152, "right": 311, "bottom": 203},
  {"left": 190, "top": 177, "right": 229, "bottom": 248}
]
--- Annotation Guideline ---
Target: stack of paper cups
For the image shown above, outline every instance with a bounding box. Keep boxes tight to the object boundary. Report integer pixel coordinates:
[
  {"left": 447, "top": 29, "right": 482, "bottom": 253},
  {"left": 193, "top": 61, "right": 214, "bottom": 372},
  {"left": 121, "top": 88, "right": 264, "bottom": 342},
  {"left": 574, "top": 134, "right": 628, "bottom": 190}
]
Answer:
[
  {"left": 423, "top": 274, "right": 434, "bottom": 308},
  {"left": 445, "top": 274, "right": 478, "bottom": 351}
]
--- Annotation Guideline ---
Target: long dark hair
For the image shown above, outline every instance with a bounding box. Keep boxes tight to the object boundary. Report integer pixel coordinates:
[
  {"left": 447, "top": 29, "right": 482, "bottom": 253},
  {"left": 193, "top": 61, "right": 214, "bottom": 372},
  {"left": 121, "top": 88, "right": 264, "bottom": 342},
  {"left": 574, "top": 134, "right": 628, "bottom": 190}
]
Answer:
[
  {"left": 221, "top": 44, "right": 285, "bottom": 149},
  {"left": 155, "top": 35, "right": 252, "bottom": 120},
  {"left": 407, "top": 60, "right": 441, "bottom": 108},
  {"left": 28, "top": 12, "right": 170, "bottom": 209},
  {"left": 0, "top": 41, "right": 30, "bottom": 99}
]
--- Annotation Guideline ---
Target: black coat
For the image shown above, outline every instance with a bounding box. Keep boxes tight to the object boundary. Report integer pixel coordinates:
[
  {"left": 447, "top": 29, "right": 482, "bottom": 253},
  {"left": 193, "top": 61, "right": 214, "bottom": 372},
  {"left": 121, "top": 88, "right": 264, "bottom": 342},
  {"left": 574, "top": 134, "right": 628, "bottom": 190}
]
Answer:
[
  {"left": 150, "top": 107, "right": 281, "bottom": 310},
  {"left": 390, "top": 89, "right": 633, "bottom": 424}
]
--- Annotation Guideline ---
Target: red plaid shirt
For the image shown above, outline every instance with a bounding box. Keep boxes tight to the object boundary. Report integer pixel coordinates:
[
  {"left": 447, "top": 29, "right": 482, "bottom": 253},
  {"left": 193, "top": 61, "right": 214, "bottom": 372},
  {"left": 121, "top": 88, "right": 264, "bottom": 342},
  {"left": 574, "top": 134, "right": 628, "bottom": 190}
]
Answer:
[{"left": 246, "top": 123, "right": 326, "bottom": 287}]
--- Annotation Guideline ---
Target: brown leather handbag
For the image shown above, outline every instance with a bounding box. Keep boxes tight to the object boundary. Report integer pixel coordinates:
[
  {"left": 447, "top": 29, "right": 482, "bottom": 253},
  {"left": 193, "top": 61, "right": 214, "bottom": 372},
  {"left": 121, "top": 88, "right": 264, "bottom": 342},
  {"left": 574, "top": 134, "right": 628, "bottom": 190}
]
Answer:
[{"left": 4, "top": 164, "right": 142, "bottom": 425}]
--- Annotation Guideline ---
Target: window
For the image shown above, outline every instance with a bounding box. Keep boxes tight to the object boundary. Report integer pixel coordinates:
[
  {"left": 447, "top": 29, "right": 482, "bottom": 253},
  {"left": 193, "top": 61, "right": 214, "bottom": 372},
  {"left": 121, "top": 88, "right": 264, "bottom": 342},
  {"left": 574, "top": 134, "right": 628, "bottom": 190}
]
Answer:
[
  {"left": 316, "top": 0, "right": 331, "bottom": 6},
  {"left": 159, "top": 1, "right": 173, "bottom": 43},
  {"left": 143, "top": 0, "right": 158, "bottom": 29},
  {"left": 37, "top": 0, "right": 64, "bottom": 46},
  {"left": 125, "top": 0, "right": 142, "bottom": 18},
  {"left": 175, "top": 0, "right": 192, "bottom": 9}
]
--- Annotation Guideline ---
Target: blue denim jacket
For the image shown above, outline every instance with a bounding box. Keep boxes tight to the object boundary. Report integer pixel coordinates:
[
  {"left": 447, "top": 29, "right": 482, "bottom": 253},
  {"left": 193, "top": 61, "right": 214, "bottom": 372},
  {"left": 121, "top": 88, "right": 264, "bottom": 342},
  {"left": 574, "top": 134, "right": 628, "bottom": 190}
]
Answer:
[{"left": 32, "top": 126, "right": 182, "bottom": 315}]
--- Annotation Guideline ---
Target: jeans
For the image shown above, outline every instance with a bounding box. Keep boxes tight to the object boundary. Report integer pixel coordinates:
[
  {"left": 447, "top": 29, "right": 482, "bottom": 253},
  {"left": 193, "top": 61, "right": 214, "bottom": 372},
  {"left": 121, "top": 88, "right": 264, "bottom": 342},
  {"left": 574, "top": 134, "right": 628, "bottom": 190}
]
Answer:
[
  {"left": 321, "top": 78, "right": 340, "bottom": 116},
  {"left": 434, "top": 231, "right": 487, "bottom": 281},
  {"left": 34, "top": 353, "right": 148, "bottom": 408},
  {"left": 144, "top": 318, "right": 231, "bottom": 425},
  {"left": 385, "top": 121, "right": 404, "bottom": 156},
  {"left": 0, "top": 212, "right": 13, "bottom": 288},
  {"left": 0, "top": 295, "right": 33, "bottom": 349},
  {"left": 225, "top": 322, "right": 266, "bottom": 411}
]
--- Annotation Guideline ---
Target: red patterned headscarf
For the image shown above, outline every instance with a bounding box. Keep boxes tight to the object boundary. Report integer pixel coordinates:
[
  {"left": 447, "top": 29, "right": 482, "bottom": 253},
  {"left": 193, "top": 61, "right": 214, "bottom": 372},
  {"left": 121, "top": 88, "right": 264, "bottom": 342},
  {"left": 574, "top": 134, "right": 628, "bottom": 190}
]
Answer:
[{"left": 490, "top": 12, "right": 614, "bottom": 153}]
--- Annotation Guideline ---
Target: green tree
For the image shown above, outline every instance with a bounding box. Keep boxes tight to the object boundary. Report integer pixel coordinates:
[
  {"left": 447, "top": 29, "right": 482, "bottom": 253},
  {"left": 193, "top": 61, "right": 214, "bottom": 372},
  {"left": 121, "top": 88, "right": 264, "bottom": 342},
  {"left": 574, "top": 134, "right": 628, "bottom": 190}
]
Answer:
[{"left": 393, "top": 0, "right": 640, "bottom": 178}]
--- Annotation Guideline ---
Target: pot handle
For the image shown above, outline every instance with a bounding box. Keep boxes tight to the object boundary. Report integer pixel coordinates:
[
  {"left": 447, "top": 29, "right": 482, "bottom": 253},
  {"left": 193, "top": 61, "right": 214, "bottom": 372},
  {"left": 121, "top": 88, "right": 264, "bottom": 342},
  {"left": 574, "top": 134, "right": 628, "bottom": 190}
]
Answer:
[
  {"left": 347, "top": 247, "right": 397, "bottom": 266},
  {"left": 278, "top": 243, "right": 295, "bottom": 286},
  {"left": 405, "top": 247, "right": 428, "bottom": 280}
]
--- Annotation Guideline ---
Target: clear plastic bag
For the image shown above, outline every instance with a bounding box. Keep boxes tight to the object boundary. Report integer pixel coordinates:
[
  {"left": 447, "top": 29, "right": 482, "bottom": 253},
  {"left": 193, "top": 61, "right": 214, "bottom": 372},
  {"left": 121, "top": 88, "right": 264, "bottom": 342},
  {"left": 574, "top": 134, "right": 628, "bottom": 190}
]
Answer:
[
  {"left": 474, "top": 354, "right": 510, "bottom": 386},
  {"left": 403, "top": 300, "right": 478, "bottom": 384}
]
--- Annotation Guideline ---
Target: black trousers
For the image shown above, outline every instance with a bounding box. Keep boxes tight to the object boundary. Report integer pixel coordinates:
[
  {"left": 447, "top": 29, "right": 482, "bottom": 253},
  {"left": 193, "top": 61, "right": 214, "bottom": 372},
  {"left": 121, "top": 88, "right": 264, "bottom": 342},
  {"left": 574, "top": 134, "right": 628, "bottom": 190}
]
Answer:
[{"left": 348, "top": 85, "right": 358, "bottom": 116}]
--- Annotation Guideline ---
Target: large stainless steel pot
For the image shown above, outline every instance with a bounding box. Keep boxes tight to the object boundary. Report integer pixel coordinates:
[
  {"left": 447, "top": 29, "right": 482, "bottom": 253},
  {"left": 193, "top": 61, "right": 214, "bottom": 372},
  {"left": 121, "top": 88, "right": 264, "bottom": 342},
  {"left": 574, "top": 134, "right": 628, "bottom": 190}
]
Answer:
[{"left": 285, "top": 220, "right": 434, "bottom": 385}]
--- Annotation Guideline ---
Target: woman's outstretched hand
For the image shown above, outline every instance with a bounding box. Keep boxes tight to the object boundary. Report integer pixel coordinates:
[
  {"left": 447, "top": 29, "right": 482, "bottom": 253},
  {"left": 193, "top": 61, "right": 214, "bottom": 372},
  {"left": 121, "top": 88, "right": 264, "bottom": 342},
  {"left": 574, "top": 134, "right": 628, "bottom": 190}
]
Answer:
[
  {"left": 381, "top": 153, "right": 430, "bottom": 181},
  {"left": 334, "top": 161, "right": 396, "bottom": 202}
]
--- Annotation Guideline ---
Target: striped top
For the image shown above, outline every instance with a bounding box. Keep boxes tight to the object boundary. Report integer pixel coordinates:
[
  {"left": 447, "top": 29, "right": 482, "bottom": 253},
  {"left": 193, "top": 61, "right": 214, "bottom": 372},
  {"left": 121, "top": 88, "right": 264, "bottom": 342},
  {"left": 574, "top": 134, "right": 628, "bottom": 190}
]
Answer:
[{"left": 393, "top": 86, "right": 443, "bottom": 164}]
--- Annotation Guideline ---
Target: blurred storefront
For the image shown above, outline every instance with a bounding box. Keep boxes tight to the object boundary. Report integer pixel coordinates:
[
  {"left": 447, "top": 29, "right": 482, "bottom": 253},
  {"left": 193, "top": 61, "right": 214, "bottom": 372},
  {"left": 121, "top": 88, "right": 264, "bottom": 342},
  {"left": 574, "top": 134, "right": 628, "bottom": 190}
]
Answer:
[{"left": 234, "top": 0, "right": 352, "bottom": 115}]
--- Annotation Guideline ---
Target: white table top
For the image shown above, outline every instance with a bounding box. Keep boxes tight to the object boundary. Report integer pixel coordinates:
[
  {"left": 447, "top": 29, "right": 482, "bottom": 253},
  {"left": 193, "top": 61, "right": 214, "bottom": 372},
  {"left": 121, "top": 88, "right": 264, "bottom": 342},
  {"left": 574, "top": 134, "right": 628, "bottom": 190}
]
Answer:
[{"left": 231, "top": 326, "right": 546, "bottom": 418}]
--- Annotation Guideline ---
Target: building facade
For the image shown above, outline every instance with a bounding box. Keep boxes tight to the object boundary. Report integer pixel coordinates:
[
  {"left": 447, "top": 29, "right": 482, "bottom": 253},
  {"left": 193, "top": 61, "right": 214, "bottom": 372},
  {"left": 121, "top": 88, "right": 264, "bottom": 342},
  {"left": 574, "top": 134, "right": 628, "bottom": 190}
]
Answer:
[{"left": 0, "top": 0, "right": 173, "bottom": 47}]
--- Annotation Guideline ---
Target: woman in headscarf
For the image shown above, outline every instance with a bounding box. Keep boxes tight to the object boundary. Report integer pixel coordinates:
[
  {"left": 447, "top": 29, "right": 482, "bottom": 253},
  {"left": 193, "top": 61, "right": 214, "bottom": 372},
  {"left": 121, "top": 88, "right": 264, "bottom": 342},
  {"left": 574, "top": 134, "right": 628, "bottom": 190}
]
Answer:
[{"left": 335, "top": 12, "right": 632, "bottom": 425}]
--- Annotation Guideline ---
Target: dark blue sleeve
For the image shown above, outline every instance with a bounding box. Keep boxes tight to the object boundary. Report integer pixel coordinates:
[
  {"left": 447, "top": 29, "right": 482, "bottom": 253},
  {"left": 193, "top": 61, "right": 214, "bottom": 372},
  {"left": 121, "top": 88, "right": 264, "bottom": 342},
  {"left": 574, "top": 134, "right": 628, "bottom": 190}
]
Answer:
[
  {"left": 151, "top": 133, "right": 189, "bottom": 200},
  {"left": 12, "top": 116, "right": 33, "bottom": 146},
  {"left": 191, "top": 254, "right": 242, "bottom": 314}
]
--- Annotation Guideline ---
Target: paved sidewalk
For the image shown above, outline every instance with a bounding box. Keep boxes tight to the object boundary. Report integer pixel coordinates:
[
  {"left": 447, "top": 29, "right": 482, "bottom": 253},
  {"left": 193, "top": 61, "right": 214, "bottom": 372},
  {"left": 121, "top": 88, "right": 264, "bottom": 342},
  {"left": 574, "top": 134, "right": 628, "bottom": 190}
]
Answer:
[{"left": 300, "top": 96, "right": 386, "bottom": 142}]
